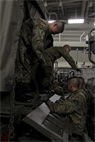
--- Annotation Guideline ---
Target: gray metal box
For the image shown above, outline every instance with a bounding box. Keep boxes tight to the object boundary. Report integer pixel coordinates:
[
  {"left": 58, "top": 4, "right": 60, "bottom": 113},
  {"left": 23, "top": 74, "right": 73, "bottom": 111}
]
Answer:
[{"left": 23, "top": 95, "right": 70, "bottom": 141}]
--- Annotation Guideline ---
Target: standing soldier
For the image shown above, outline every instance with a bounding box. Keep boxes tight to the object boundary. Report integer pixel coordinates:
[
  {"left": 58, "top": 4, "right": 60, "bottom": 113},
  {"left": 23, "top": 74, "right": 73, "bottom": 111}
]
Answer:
[
  {"left": 40, "top": 45, "right": 81, "bottom": 89},
  {"left": 15, "top": 18, "right": 64, "bottom": 102}
]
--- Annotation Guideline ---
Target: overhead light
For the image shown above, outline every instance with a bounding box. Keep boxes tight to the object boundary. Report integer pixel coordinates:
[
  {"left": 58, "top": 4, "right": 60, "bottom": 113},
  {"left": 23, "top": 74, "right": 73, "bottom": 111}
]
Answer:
[
  {"left": 94, "top": 22, "right": 95, "bottom": 26},
  {"left": 68, "top": 19, "right": 84, "bottom": 24},
  {"left": 48, "top": 20, "right": 55, "bottom": 23}
]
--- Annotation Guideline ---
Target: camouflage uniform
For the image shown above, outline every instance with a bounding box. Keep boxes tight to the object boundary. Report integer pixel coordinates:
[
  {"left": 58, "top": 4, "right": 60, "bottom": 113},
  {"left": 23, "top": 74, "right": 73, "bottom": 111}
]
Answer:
[
  {"left": 84, "top": 88, "right": 93, "bottom": 110},
  {"left": 46, "top": 89, "right": 87, "bottom": 141},
  {"left": 15, "top": 18, "right": 53, "bottom": 84},
  {"left": 41, "top": 47, "right": 77, "bottom": 87},
  {"left": 79, "top": 88, "right": 92, "bottom": 110}
]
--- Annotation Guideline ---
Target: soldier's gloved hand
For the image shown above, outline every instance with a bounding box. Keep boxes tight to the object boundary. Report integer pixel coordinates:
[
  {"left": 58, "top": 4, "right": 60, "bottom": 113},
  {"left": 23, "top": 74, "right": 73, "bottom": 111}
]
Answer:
[{"left": 76, "top": 68, "right": 81, "bottom": 73}]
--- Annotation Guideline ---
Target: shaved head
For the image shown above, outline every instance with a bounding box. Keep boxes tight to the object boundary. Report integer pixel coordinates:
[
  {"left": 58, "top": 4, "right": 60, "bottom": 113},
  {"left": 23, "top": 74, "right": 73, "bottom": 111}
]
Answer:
[
  {"left": 49, "top": 21, "right": 64, "bottom": 34},
  {"left": 78, "top": 77, "right": 85, "bottom": 87},
  {"left": 68, "top": 77, "right": 79, "bottom": 88},
  {"left": 63, "top": 44, "right": 71, "bottom": 52},
  {"left": 54, "top": 21, "right": 64, "bottom": 33}
]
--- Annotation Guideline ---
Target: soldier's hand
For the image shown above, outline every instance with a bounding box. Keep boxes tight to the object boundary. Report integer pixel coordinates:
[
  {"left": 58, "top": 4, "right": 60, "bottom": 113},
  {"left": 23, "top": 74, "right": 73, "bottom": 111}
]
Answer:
[{"left": 76, "top": 68, "right": 81, "bottom": 73}]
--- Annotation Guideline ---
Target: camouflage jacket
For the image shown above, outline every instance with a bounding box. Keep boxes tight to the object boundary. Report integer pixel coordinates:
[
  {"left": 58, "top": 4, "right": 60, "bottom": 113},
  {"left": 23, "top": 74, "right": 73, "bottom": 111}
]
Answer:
[
  {"left": 41, "top": 47, "right": 77, "bottom": 70},
  {"left": 19, "top": 18, "right": 53, "bottom": 59},
  {"left": 15, "top": 18, "right": 53, "bottom": 83},
  {"left": 46, "top": 89, "right": 87, "bottom": 132},
  {"left": 79, "top": 88, "right": 92, "bottom": 110},
  {"left": 31, "top": 18, "right": 53, "bottom": 59}
]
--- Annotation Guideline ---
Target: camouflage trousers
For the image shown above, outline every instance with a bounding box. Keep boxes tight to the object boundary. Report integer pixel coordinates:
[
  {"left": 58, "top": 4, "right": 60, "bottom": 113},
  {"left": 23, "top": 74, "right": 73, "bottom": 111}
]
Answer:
[
  {"left": 41, "top": 54, "right": 53, "bottom": 87},
  {"left": 41, "top": 65, "right": 53, "bottom": 88}
]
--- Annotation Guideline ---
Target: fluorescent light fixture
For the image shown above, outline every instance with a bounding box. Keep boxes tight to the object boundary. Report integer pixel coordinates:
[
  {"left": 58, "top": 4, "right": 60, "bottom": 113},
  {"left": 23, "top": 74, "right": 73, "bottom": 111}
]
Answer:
[
  {"left": 94, "top": 22, "right": 95, "bottom": 26},
  {"left": 68, "top": 19, "right": 84, "bottom": 24},
  {"left": 48, "top": 20, "right": 55, "bottom": 23}
]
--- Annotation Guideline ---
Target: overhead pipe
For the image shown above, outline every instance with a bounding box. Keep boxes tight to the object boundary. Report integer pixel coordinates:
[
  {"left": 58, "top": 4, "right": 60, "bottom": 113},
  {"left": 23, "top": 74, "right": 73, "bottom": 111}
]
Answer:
[
  {"left": 75, "top": 7, "right": 77, "bottom": 18},
  {"left": 85, "top": 0, "right": 90, "bottom": 18},
  {"left": 59, "top": 0, "right": 64, "bottom": 18},
  {"left": 46, "top": 0, "right": 83, "bottom": 6},
  {"left": 47, "top": 2, "right": 81, "bottom": 10},
  {"left": 81, "top": 1, "right": 87, "bottom": 18}
]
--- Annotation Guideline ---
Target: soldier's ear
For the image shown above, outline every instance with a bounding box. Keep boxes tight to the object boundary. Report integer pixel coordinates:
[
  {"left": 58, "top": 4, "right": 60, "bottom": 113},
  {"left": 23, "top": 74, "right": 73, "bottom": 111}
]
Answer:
[
  {"left": 53, "top": 23, "right": 57, "bottom": 27},
  {"left": 70, "top": 83, "right": 73, "bottom": 88}
]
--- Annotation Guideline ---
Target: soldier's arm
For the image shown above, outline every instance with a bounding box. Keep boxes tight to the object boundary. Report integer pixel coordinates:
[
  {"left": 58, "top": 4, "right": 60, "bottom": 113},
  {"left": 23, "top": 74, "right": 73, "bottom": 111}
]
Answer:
[
  {"left": 59, "top": 48, "right": 77, "bottom": 70},
  {"left": 46, "top": 97, "right": 80, "bottom": 114},
  {"left": 31, "top": 26, "right": 45, "bottom": 60}
]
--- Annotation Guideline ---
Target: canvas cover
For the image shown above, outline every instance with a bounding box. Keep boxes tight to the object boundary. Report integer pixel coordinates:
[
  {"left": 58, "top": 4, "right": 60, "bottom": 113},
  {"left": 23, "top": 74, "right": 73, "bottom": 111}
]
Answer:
[{"left": 0, "top": 0, "right": 47, "bottom": 91}]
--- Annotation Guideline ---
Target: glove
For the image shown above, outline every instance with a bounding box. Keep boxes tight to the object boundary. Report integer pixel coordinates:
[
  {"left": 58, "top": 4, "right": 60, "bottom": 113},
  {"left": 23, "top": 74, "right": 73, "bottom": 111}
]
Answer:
[{"left": 76, "top": 68, "right": 81, "bottom": 73}]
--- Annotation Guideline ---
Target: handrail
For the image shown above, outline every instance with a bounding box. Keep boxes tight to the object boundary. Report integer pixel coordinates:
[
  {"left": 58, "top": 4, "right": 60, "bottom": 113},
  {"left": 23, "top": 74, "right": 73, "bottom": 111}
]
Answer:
[
  {"left": 80, "top": 31, "right": 85, "bottom": 42},
  {"left": 88, "top": 28, "right": 95, "bottom": 64}
]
